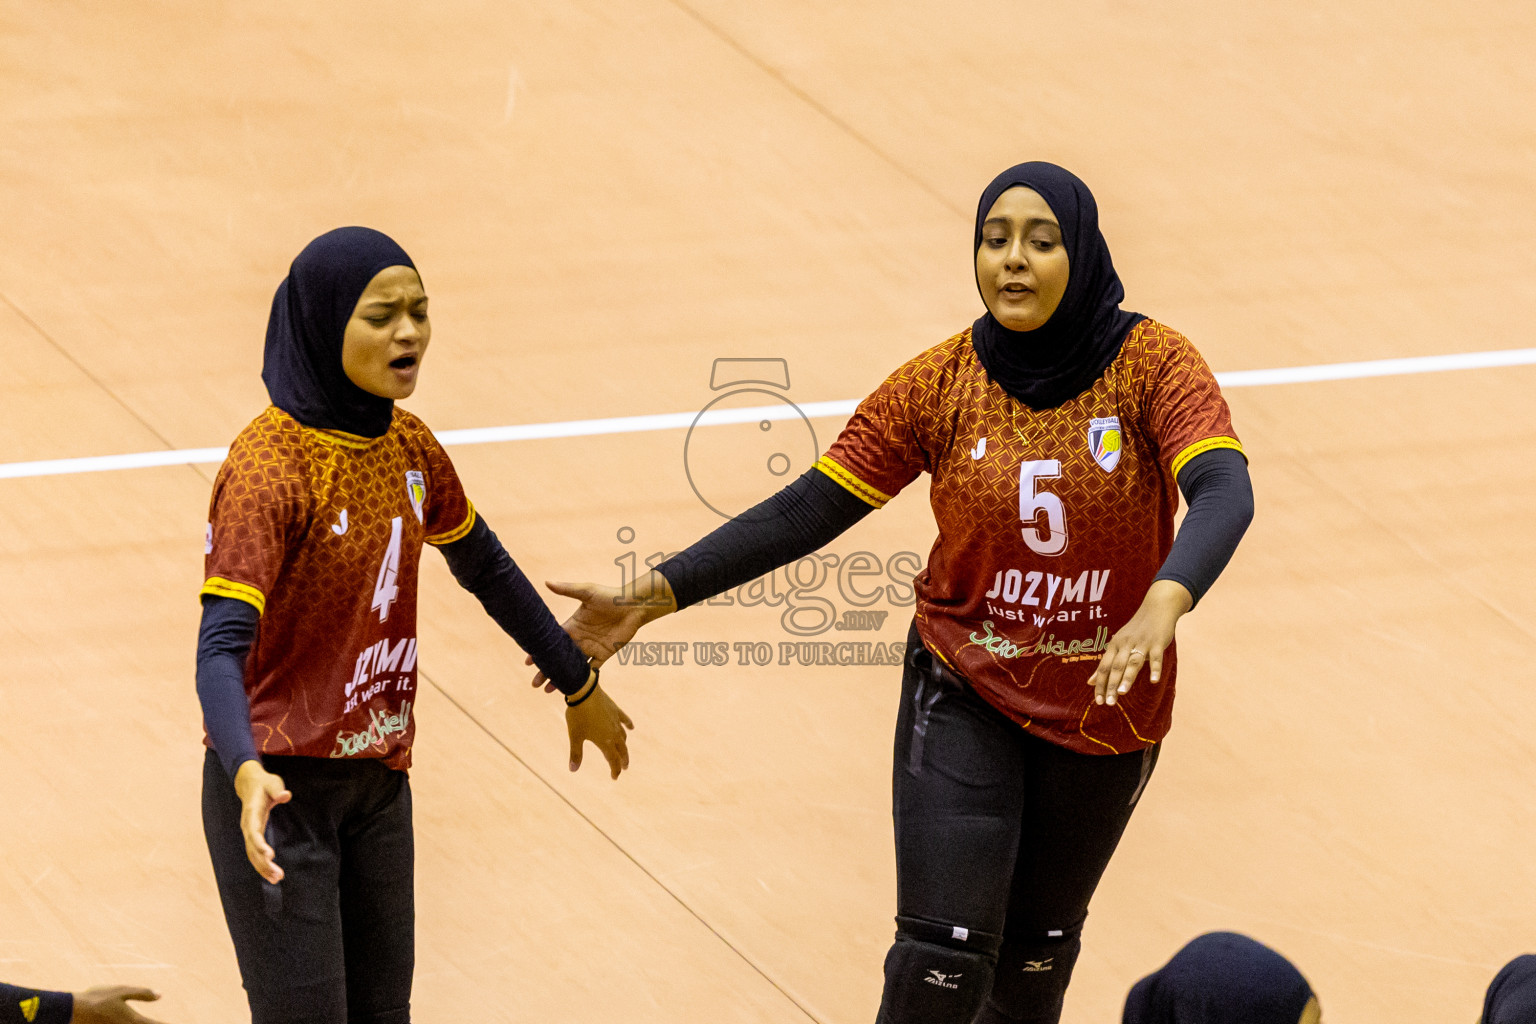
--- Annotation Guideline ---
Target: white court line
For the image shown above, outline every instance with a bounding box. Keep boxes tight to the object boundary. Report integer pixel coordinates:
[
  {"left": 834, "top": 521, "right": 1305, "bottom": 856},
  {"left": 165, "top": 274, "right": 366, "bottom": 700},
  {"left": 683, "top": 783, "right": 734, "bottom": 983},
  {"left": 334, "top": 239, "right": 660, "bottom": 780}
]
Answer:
[
  {"left": 3, "top": 347, "right": 1535, "bottom": 481},
  {"left": 1215, "top": 347, "right": 1536, "bottom": 386}
]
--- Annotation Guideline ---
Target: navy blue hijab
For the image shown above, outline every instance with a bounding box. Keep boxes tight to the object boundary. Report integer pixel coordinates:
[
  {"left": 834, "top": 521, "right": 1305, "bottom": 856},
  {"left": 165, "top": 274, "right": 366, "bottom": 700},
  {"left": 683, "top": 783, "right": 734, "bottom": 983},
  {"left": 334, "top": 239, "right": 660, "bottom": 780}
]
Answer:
[
  {"left": 262, "top": 227, "right": 418, "bottom": 438},
  {"left": 1483, "top": 955, "right": 1536, "bottom": 1023},
  {"left": 971, "top": 162, "right": 1142, "bottom": 410},
  {"left": 1123, "top": 932, "right": 1315, "bottom": 1024}
]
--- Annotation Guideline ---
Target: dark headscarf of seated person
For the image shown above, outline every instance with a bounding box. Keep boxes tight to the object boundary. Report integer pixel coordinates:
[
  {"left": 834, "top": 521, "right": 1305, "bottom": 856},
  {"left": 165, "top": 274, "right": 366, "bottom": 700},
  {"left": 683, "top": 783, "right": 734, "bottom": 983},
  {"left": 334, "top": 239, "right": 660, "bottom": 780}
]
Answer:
[
  {"left": 970, "top": 161, "right": 1144, "bottom": 410},
  {"left": 1483, "top": 955, "right": 1536, "bottom": 1024},
  {"left": 262, "top": 225, "right": 418, "bottom": 438},
  {"left": 1123, "top": 931, "right": 1319, "bottom": 1024}
]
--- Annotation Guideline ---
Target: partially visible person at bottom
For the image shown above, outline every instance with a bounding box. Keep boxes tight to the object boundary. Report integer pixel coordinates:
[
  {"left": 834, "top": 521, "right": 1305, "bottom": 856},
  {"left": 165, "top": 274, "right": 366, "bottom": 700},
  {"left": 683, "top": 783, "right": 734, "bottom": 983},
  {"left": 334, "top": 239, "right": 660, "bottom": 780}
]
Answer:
[
  {"left": 1122, "top": 932, "right": 1320, "bottom": 1024},
  {"left": 1482, "top": 955, "right": 1536, "bottom": 1024},
  {"left": 1, "top": 983, "right": 167, "bottom": 1024}
]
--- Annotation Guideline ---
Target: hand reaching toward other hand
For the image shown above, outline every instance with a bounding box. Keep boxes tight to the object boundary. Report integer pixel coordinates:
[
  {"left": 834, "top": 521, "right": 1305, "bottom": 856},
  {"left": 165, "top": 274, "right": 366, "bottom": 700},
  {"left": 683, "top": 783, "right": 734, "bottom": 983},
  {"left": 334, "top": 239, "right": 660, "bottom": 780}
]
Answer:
[
  {"left": 527, "top": 571, "right": 677, "bottom": 691},
  {"left": 71, "top": 986, "right": 170, "bottom": 1024}
]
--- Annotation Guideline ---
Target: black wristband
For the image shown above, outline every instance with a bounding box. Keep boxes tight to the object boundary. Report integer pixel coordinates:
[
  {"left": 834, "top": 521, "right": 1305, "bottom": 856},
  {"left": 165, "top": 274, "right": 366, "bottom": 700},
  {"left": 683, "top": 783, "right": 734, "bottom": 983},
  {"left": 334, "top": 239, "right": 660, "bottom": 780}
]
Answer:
[{"left": 565, "top": 664, "right": 600, "bottom": 706}]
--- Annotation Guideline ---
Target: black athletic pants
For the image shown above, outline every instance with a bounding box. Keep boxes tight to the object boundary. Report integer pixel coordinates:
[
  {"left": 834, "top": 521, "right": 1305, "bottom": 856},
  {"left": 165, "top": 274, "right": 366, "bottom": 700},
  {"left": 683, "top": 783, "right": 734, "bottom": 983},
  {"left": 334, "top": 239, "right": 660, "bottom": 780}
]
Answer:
[
  {"left": 202, "top": 750, "right": 415, "bottom": 1024},
  {"left": 880, "top": 624, "right": 1158, "bottom": 1024}
]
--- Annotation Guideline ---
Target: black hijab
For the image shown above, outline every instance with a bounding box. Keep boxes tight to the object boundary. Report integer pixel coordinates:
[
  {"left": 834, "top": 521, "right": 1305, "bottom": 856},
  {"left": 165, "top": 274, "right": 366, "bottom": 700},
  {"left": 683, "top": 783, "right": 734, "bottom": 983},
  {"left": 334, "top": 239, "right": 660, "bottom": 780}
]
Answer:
[
  {"left": 262, "top": 226, "right": 419, "bottom": 438},
  {"left": 1122, "top": 932, "right": 1315, "bottom": 1024},
  {"left": 1483, "top": 955, "right": 1536, "bottom": 1023},
  {"left": 970, "top": 162, "right": 1142, "bottom": 410}
]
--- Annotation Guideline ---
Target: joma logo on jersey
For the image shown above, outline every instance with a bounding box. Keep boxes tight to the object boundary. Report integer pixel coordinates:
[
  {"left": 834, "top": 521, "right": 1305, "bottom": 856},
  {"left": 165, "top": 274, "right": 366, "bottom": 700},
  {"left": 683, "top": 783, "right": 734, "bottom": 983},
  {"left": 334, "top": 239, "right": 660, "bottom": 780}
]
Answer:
[
  {"left": 1088, "top": 417, "right": 1122, "bottom": 473},
  {"left": 346, "top": 637, "right": 418, "bottom": 697}
]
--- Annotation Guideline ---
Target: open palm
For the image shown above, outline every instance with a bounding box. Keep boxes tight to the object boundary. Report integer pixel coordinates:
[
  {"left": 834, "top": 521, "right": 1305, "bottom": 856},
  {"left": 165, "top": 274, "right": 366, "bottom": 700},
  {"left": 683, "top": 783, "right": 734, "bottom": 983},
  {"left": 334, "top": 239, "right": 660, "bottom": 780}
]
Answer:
[{"left": 527, "top": 579, "right": 673, "bottom": 691}]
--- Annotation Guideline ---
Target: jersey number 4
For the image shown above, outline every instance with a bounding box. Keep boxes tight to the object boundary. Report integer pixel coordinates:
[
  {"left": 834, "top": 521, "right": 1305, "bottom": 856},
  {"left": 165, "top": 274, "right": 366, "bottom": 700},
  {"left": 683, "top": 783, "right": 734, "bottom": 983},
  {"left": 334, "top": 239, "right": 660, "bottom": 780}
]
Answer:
[
  {"left": 1018, "top": 460, "right": 1068, "bottom": 556},
  {"left": 372, "top": 516, "right": 404, "bottom": 622}
]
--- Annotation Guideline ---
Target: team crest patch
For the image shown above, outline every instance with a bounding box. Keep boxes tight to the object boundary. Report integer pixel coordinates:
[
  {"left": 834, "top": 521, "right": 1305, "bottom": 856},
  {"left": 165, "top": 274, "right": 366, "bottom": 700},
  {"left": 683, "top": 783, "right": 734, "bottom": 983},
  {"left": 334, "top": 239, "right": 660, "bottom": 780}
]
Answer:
[
  {"left": 1088, "top": 417, "right": 1122, "bottom": 473},
  {"left": 405, "top": 471, "right": 426, "bottom": 523}
]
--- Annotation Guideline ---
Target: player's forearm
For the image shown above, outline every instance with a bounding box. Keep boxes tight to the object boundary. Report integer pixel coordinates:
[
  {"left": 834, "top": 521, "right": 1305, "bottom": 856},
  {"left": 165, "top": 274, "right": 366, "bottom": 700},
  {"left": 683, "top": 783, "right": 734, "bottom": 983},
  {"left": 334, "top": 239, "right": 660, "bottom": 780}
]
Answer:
[
  {"left": 1155, "top": 447, "right": 1253, "bottom": 606},
  {"left": 0, "top": 982, "right": 71, "bottom": 1024},
  {"left": 1142, "top": 578, "right": 1194, "bottom": 618},
  {"left": 654, "top": 468, "right": 875, "bottom": 610},
  {"left": 196, "top": 596, "right": 261, "bottom": 779},
  {"left": 439, "top": 515, "right": 590, "bottom": 694}
]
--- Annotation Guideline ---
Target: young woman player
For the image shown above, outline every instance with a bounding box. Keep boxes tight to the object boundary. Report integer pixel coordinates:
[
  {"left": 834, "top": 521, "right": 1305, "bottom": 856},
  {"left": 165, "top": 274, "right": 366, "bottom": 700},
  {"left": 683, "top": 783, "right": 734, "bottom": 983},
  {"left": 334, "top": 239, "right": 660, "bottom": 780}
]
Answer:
[
  {"left": 534, "top": 163, "right": 1254, "bottom": 1023},
  {"left": 195, "top": 227, "right": 632, "bottom": 1024}
]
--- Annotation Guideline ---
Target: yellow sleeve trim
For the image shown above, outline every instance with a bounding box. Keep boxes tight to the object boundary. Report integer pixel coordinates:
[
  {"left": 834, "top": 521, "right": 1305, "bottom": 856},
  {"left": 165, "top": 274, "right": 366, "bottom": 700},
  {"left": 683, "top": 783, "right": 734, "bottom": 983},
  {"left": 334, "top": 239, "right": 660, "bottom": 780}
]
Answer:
[
  {"left": 201, "top": 576, "right": 267, "bottom": 615},
  {"left": 814, "top": 455, "right": 892, "bottom": 509},
  {"left": 1170, "top": 436, "right": 1246, "bottom": 479},
  {"left": 426, "top": 502, "right": 477, "bottom": 546}
]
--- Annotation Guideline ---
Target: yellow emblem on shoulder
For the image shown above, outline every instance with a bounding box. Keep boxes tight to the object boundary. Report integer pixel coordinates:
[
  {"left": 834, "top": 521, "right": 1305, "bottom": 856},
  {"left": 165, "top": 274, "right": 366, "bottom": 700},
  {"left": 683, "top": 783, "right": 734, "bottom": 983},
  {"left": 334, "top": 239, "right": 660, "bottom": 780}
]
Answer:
[{"left": 405, "top": 470, "right": 426, "bottom": 524}]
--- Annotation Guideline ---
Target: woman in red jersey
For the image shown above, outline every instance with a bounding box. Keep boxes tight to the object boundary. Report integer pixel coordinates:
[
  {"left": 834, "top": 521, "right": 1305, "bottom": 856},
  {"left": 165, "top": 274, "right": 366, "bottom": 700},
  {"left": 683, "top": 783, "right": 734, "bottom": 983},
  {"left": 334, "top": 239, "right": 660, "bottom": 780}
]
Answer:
[
  {"left": 536, "top": 163, "right": 1253, "bottom": 1024},
  {"left": 195, "top": 227, "right": 632, "bottom": 1024}
]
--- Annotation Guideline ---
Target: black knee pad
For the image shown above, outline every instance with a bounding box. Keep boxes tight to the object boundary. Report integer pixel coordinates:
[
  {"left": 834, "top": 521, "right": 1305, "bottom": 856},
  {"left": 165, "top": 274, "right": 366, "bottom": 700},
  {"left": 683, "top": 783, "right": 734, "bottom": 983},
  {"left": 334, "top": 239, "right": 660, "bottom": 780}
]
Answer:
[
  {"left": 982, "top": 926, "right": 1085, "bottom": 1023},
  {"left": 878, "top": 935, "right": 995, "bottom": 1024}
]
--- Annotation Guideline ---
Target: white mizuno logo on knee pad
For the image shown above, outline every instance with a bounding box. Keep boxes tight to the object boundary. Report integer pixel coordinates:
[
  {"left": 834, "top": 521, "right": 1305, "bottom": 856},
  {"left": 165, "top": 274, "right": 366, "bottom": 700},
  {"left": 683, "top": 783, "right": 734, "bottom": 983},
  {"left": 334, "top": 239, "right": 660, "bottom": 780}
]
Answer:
[{"left": 923, "top": 970, "right": 961, "bottom": 989}]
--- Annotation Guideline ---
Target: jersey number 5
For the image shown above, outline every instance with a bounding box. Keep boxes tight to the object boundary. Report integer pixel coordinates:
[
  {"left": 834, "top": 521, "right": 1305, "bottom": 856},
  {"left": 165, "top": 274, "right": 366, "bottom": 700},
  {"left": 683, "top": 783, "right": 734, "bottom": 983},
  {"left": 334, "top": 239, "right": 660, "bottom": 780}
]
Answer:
[
  {"left": 1018, "top": 460, "right": 1068, "bottom": 556},
  {"left": 372, "top": 516, "right": 403, "bottom": 622}
]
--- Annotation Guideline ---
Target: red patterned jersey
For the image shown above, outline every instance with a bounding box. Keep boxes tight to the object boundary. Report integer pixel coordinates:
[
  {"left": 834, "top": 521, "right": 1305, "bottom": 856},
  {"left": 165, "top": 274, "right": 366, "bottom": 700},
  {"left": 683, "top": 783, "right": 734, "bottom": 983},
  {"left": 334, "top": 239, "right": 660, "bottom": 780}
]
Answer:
[
  {"left": 818, "top": 319, "right": 1243, "bottom": 754},
  {"left": 201, "top": 406, "right": 475, "bottom": 770}
]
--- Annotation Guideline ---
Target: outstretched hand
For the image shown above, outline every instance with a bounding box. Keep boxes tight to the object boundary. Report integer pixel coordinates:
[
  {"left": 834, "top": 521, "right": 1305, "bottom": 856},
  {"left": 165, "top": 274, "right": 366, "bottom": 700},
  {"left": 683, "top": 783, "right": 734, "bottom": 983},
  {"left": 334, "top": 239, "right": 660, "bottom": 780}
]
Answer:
[
  {"left": 1086, "top": 580, "right": 1193, "bottom": 707},
  {"left": 527, "top": 573, "right": 676, "bottom": 692},
  {"left": 70, "top": 986, "right": 169, "bottom": 1024}
]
